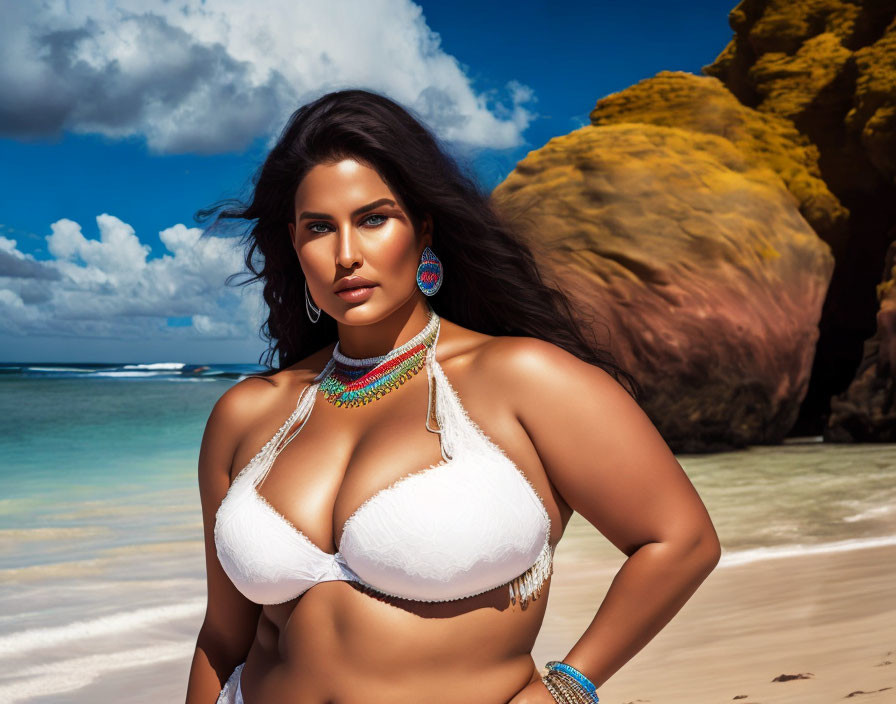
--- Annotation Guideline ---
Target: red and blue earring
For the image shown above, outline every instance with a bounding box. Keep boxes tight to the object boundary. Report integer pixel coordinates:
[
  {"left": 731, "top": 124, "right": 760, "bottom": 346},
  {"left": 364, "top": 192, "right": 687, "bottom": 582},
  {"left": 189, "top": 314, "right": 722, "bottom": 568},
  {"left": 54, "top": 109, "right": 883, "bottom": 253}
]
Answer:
[{"left": 416, "top": 246, "right": 443, "bottom": 296}]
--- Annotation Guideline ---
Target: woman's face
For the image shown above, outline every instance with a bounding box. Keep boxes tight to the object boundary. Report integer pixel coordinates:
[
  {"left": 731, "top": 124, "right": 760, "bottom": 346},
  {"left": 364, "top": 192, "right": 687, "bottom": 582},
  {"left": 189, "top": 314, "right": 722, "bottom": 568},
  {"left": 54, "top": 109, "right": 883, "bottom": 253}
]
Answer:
[{"left": 288, "top": 157, "right": 431, "bottom": 324}]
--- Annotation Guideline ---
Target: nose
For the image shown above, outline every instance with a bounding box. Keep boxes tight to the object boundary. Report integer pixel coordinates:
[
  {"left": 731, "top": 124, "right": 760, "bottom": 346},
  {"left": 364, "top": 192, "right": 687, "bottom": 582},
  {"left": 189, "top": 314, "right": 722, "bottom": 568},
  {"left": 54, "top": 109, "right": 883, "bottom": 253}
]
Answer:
[{"left": 335, "top": 221, "right": 362, "bottom": 270}]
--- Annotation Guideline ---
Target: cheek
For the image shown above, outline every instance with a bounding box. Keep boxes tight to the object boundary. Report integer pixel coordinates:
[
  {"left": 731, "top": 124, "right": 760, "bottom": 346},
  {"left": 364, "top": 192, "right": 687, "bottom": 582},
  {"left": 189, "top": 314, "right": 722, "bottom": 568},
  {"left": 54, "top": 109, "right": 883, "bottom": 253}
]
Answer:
[
  {"left": 369, "top": 228, "right": 419, "bottom": 279},
  {"left": 297, "top": 241, "right": 331, "bottom": 281}
]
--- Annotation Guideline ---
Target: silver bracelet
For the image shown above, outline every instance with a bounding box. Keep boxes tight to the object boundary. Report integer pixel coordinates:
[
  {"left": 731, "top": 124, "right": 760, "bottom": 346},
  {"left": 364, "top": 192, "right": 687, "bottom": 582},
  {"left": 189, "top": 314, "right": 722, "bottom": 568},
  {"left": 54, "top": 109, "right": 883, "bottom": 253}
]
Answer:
[
  {"left": 541, "top": 662, "right": 600, "bottom": 703},
  {"left": 546, "top": 660, "right": 599, "bottom": 700},
  {"left": 541, "top": 670, "right": 596, "bottom": 703}
]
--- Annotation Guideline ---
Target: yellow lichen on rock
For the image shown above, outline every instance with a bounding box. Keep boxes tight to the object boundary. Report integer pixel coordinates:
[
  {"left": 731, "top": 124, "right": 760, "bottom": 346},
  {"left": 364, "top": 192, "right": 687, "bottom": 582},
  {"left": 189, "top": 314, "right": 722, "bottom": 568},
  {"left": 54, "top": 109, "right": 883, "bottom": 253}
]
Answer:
[
  {"left": 492, "top": 122, "right": 835, "bottom": 451},
  {"left": 587, "top": 70, "right": 847, "bottom": 244}
]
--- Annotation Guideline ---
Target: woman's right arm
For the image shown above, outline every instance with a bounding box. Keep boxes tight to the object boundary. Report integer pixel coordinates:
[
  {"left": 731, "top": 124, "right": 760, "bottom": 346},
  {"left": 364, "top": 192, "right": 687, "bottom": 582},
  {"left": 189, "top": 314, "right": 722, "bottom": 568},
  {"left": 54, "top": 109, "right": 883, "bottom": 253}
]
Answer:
[{"left": 185, "top": 381, "right": 265, "bottom": 703}]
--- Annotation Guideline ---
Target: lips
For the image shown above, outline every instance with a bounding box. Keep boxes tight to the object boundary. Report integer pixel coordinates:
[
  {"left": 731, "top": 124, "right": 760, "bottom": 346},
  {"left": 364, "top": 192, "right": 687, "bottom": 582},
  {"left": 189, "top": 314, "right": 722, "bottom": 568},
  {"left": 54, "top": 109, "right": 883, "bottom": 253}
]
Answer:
[
  {"left": 335, "top": 283, "right": 377, "bottom": 302},
  {"left": 334, "top": 277, "right": 377, "bottom": 292}
]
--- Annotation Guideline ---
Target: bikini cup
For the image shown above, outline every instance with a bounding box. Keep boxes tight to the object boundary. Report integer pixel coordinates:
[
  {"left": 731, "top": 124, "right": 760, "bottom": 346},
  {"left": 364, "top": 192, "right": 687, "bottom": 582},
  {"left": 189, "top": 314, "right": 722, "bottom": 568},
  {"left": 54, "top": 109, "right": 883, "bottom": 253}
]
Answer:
[{"left": 214, "top": 339, "right": 554, "bottom": 606}]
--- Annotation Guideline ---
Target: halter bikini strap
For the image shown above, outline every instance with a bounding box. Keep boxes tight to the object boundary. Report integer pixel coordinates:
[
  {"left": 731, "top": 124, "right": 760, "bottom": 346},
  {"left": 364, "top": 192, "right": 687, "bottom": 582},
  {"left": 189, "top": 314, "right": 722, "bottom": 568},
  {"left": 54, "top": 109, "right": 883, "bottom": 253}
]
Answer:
[
  {"left": 250, "top": 312, "right": 457, "bottom": 486},
  {"left": 267, "top": 355, "right": 335, "bottom": 462},
  {"left": 245, "top": 380, "right": 320, "bottom": 489},
  {"left": 425, "top": 321, "right": 453, "bottom": 462}
]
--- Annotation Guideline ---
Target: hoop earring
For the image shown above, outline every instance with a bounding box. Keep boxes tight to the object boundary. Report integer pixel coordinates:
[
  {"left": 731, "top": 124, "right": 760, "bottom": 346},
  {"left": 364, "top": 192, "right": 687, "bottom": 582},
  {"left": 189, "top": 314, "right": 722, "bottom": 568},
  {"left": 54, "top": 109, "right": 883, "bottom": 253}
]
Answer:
[
  {"left": 305, "top": 279, "right": 321, "bottom": 323},
  {"left": 416, "top": 246, "right": 443, "bottom": 296}
]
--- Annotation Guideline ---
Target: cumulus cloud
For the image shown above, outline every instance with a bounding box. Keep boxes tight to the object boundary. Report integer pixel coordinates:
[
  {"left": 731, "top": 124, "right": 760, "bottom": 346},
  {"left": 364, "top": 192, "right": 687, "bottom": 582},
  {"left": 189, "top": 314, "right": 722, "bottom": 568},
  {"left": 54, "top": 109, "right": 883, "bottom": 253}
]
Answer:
[
  {"left": 0, "top": 0, "right": 537, "bottom": 154},
  {"left": 0, "top": 215, "right": 264, "bottom": 341},
  {"left": 0, "top": 236, "right": 61, "bottom": 280}
]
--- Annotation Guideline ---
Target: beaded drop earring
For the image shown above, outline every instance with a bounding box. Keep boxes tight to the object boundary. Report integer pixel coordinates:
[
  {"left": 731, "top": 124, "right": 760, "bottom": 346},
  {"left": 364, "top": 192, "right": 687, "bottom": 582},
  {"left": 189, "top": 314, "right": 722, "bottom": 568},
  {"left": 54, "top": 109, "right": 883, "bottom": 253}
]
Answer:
[{"left": 416, "top": 246, "right": 443, "bottom": 296}]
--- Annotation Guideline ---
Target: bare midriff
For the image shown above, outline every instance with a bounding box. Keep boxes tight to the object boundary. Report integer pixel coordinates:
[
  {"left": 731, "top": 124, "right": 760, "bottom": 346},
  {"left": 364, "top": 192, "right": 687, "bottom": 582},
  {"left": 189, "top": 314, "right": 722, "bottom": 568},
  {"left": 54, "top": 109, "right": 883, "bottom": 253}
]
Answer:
[{"left": 240, "top": 574, "right": 552, "bottom": 704}]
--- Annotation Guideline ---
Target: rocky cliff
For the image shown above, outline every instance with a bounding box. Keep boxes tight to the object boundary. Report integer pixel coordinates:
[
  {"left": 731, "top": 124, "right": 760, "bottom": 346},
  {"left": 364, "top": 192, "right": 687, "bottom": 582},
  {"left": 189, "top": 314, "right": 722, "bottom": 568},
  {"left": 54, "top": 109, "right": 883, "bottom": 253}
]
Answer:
[
  {"left": 490, "top": 0, "right": 896, "bottom": 448},
  {"left": 704, "top": 0, "right": 896, "bottom": 437}
]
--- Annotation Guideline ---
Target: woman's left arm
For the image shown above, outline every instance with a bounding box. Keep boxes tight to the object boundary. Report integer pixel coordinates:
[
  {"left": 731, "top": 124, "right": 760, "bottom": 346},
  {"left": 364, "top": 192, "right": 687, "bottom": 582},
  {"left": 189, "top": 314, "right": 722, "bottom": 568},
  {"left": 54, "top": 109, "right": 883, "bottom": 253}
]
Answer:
[{"left": 492, "top": 337, "right": 722, "bottom": 701}]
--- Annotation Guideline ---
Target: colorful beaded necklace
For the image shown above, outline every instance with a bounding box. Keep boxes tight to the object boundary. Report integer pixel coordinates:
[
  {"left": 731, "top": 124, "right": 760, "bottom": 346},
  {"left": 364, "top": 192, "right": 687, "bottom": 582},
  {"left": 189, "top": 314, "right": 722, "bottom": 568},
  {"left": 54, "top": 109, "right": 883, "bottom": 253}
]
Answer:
[{"left": 319, "top": 308, "right": 440, "bottom": 408}]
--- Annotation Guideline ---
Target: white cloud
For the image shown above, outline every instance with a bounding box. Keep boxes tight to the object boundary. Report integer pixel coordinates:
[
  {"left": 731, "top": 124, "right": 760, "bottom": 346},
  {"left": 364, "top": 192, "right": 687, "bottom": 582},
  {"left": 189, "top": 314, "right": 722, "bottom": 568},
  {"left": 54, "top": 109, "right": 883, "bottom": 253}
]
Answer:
[
  {"left": 0, "top": 236, "right": 21, "bottom": 255},
  {"left": 159, "top": 224, "right": 202, "bottom": 255},
  {"left": 47, "top": 216, "right": 151, "bottom": 282},
  {"left": 0, "top": 215, "right": 264, "bottom": 342},
  {"left": 0, "top": 0, "right": 537, "bottom": 154}
]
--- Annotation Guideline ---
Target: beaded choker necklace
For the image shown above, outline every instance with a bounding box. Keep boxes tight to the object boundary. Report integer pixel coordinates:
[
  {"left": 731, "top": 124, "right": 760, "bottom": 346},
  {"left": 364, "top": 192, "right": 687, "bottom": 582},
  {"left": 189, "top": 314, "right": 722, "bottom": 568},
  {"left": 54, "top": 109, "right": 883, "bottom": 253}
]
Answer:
[{"left": 319, "top": 308, "right": 440, "bottom": 408}]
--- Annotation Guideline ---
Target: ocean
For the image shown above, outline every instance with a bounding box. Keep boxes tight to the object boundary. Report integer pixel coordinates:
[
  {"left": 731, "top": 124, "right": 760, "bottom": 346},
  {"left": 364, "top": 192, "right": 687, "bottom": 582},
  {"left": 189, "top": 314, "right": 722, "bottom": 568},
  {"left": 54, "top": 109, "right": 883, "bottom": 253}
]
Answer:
[{"left": 1, "top": 362, "right": 894, "bottom": 702}]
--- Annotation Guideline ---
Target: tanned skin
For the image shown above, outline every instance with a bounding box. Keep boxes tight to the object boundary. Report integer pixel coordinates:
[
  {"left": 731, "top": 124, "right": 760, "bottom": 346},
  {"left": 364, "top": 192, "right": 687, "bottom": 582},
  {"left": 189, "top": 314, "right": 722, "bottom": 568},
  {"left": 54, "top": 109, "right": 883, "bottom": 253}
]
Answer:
[{"left": 185, "top": 158, "right": 721, "bottom": 703}]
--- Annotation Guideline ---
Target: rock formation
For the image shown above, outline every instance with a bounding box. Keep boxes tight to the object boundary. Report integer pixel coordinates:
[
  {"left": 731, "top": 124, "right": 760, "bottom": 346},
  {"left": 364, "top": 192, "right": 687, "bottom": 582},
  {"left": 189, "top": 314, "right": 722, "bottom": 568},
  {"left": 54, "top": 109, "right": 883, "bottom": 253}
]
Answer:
[
  {"left": 491, "top": 114, "right": 834, "bottom": 452},
  {"left": 827, "top": 239, "right": 896, "bottom": 440},
  {"left": 704, "top": 0, "right": 896, "bottom": 436},
  {"left": 490, "top": 0, "right": 896, "bottom": 447}
]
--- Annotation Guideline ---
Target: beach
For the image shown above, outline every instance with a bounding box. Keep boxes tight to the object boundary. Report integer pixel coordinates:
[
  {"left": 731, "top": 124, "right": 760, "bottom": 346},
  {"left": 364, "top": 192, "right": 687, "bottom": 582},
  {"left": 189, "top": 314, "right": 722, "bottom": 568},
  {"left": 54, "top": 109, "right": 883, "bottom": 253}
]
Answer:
[
  {"left": 537, "top": 520, "right": 896, "bottom": 704},
  {"left": 1, "top": 366, "right": 894, "bottom": 703}
]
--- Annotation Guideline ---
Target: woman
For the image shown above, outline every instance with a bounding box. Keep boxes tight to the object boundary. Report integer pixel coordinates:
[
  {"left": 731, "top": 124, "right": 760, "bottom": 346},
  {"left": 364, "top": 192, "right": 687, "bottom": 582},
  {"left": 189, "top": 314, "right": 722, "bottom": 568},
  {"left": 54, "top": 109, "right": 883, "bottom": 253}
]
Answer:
[{"left": 185, "top": 89, "right": 721, "bottom": 704}]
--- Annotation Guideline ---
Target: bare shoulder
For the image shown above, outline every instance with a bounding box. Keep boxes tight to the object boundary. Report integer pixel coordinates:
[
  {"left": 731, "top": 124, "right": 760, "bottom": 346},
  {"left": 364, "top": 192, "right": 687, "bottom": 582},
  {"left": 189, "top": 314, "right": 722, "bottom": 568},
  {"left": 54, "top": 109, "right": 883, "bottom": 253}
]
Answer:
[
  {"left": 474, "top": 335, "right": 658, "bottom": 473},
  {"left": 203, "top": 343, "right": 337, "bottom": 473},
  {"left": 474, "top": 335, "right": 719, "bottom": 557},
  {"left": 474, "top": 334, "right": 627, "bottom": 411},
  {"left": 435, "top": 320, "right": 623, "bottom": 403},
  {"left": 217, "top": 342, "right": 336, "bottom": 410}
]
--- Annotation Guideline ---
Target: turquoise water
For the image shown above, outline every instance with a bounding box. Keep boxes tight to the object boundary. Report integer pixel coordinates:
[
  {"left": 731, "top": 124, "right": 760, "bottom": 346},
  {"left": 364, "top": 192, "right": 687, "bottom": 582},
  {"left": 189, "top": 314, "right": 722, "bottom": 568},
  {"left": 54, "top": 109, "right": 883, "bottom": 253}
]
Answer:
[
  {"left": 0, "top": 366, "right": 257, "bottom": 570},
  {"left": 1, "top": 378, "right": 212, "bottom": 499},
  {"left": 682, "top": 440, "right": 896, "bottom": 549}
]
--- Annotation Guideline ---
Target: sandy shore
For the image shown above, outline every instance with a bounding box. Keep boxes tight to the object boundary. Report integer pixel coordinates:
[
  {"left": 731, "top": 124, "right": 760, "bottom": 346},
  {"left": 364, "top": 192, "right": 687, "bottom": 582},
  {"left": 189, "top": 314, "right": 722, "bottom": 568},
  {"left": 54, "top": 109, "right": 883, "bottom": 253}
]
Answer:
[{"left": 534, "top": 525, "right": 896, "bottom": 703}]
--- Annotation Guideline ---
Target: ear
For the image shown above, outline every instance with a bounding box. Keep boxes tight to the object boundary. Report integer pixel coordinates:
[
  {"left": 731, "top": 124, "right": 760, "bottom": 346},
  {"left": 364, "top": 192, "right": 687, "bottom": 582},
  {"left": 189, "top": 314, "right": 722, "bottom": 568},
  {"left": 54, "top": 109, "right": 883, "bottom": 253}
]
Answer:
[
  {"left": 421, "top": 214, "right": 434, "bottom": 248},
  {"left": 288, "top": 222, "right": 299, "bottom": 254}
]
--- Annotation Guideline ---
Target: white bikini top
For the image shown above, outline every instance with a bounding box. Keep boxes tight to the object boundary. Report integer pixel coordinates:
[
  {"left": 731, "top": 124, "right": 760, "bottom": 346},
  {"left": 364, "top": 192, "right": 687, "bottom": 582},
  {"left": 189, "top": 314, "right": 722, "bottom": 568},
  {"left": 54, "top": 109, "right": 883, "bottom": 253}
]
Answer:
[{"left": 214, "top": 318, "right": 553, "bottom": 607}]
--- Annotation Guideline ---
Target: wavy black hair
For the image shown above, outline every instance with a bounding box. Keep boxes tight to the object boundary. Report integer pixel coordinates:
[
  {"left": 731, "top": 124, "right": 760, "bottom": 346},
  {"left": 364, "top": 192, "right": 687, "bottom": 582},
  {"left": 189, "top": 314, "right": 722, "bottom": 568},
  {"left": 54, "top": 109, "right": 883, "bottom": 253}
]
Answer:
[{"left": 197, "top": 88, "right": 641, "bottom": 400}]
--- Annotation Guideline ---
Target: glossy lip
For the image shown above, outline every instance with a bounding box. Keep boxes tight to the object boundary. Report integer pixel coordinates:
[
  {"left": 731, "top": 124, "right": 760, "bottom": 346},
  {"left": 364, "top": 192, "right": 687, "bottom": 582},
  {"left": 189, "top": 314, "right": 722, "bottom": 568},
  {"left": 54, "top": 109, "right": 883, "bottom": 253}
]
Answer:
[
  {"left": 334, "top": 276, "right": 377, "bottom": 292},
  {"left": 336, "top": 285, "right": 376, "bottom": 302}
]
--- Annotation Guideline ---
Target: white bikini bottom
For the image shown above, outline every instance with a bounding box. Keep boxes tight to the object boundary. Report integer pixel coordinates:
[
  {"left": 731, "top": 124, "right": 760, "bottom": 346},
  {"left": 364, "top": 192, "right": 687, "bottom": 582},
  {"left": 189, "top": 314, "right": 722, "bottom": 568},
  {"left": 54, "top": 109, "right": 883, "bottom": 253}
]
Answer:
[{"left": 216, "top": 661, "right": 245, "bottom": 704}]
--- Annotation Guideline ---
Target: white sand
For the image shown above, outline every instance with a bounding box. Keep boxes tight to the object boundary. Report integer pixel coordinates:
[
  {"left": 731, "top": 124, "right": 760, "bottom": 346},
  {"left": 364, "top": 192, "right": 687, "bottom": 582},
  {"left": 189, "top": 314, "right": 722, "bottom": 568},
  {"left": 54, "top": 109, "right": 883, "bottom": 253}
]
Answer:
[{"left": 534, "top": 519, "right": 896, "bottom": 703}]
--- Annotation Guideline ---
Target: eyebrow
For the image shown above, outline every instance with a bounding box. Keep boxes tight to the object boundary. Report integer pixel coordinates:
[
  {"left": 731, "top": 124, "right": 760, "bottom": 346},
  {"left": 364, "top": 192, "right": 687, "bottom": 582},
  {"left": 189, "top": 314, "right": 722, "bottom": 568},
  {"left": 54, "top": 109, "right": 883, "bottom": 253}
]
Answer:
[{"left": 298, "top": 198, "right": 397, "bottom": 221}]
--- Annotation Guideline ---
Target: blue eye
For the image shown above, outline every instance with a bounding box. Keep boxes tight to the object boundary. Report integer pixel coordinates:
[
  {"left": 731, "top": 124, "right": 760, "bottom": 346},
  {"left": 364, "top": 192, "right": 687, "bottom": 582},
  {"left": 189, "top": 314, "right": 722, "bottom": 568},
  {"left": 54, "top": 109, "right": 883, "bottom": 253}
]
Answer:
[{"left": 306, "top": 214, "right": 387, "bottom": 234}]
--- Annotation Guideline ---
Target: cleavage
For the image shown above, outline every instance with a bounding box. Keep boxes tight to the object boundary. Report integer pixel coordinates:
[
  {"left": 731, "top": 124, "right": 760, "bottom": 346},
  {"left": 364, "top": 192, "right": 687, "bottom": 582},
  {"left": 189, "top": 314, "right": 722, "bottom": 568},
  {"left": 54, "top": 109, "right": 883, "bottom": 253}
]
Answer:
[{"left": 255, "top": 368, "right": 447, "bottom": 555}]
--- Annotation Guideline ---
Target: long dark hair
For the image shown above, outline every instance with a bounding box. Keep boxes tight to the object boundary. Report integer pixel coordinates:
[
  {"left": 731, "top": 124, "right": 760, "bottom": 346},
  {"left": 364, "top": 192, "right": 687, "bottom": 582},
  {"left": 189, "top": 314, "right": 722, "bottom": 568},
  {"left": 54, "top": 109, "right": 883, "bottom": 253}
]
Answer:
[{"left": 197, "top": 88, "right": 641, "bottom": 400}]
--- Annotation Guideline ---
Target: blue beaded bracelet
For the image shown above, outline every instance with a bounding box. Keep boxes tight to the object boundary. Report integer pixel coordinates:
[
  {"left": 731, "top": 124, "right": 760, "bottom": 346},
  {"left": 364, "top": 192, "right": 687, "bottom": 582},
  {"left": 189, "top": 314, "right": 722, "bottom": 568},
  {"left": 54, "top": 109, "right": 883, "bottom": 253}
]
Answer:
[{"left": 546, "top": 661, "right": 599, "bottom": 702}]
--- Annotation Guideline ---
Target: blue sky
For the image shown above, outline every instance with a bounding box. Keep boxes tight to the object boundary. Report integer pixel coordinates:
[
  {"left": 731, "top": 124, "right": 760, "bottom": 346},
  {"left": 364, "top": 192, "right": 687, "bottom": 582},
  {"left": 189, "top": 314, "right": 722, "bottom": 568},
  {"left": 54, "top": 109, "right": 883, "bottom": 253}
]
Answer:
[{"left": 0, "top": 0, "right": 734, "bottom": 363}]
